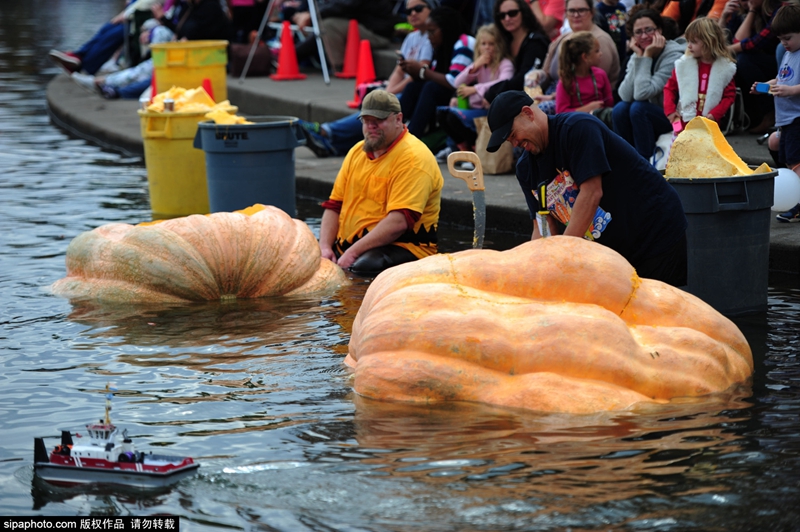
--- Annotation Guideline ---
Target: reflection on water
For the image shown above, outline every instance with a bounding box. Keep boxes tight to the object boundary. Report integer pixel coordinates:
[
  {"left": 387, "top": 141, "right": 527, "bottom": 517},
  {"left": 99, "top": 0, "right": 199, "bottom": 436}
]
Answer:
[{"left": 2, "top": 0, "right": 800, "bottom": 529}]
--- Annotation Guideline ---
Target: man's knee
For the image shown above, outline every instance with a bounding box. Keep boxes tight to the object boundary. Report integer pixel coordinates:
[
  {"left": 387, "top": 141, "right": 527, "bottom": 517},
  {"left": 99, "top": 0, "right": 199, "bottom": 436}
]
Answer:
[{"left": 349, "top": 245, "right": 418, "bottom": 277}]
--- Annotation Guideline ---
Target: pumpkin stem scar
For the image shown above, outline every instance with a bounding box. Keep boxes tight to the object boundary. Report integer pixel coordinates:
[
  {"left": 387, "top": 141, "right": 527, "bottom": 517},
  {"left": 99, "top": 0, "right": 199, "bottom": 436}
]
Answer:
[{"left": 619, "top": 270, "right": 642, "bottom": 316}]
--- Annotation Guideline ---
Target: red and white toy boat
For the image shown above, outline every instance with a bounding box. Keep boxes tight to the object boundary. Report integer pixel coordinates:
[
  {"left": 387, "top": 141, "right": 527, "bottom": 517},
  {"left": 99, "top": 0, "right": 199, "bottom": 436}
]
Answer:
[{"left": 34, "top": 385, "right": 199, "bottom": 488}]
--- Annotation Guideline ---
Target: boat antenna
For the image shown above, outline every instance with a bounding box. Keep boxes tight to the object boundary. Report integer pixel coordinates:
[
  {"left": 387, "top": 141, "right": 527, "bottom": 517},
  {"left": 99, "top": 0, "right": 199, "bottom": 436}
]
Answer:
[{"left": 104, "top": 382, "right": 117, "bottom": 425}]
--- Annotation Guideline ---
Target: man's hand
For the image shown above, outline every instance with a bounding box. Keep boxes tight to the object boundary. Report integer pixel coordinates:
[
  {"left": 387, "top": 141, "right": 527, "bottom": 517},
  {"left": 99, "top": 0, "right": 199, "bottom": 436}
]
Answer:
[
  {"left": 293, "top": 11, "right": 312, "bottom": 30},
  {"left": 399, "top": 59, "right": 423, "bottom": 79},
  {"left": 320, "top": 244, "right": 337, "bottom": 262},
  {"left": 563, "top": 175, "right": 602, "bottom": 238},
  {"left": 337, "top": 248, "right": 360, "bottom": 269}
]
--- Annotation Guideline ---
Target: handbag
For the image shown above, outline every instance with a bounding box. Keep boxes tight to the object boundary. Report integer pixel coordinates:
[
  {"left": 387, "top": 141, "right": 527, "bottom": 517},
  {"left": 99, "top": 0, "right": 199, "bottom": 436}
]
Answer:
[{"left": 474, "top": 116, "right": 514, "bottom": 175}]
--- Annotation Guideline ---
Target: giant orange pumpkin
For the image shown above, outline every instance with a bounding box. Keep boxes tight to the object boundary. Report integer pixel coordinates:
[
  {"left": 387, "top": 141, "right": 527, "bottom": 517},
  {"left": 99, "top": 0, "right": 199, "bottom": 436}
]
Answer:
[
  {"left": 346, "top": 236, "right": 753, "bottom": 414},
  {"left": 51, "top": 204, "right": 347, "bottom": 303}
]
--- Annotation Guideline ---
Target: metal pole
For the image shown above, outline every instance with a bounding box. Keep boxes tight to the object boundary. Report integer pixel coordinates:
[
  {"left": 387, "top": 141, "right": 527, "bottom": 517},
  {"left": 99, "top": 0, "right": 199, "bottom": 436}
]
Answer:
[
  {"left": 238, "top": 0, "right": 279, "bottom": 84},
  {"left": 307, "top": 0, "right": 331, "bottom": 85}
]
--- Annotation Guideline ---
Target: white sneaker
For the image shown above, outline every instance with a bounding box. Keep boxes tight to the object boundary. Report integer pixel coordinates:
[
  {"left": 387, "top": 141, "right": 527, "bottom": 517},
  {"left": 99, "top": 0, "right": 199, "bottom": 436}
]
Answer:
[
  {"left": 97, "top": 57, "right": 122, "bottom": 75},
  {"left": 435, "top": 146, "right": 452, "bottom": 163},
  {"left": 456, "top": 161, "right": 475, "bottom": 171},
  {"left": 71, "top": 73, "right": 98, "bottom": 94}
]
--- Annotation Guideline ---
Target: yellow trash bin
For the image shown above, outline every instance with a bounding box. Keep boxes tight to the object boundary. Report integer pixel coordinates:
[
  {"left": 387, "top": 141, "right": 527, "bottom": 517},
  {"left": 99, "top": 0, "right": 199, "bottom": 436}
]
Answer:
[
  {"left": 150, "top": 40, "right": 229, "bottom": 102},
  {"left": 139, "top": 106, "right": 237, "bottom": 219}
]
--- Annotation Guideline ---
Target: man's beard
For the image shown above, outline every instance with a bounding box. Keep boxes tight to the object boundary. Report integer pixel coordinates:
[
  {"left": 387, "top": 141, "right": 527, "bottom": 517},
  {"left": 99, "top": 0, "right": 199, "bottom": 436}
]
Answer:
[{"left": 363, "top": 130, "right": 387, "bottom": 153}]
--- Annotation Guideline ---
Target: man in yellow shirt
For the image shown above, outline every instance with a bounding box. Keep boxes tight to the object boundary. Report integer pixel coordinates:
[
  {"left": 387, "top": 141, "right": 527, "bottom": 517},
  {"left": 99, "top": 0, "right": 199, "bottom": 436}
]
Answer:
[{"left": 318, "top": 90, "right": 444, "bottom": 276}]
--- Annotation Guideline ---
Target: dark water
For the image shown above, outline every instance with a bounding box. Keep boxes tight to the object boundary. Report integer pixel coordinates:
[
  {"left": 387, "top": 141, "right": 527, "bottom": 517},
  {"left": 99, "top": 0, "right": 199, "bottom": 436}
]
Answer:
[{"left": 2, "top": 1, "right": 800, "bottom": 530}]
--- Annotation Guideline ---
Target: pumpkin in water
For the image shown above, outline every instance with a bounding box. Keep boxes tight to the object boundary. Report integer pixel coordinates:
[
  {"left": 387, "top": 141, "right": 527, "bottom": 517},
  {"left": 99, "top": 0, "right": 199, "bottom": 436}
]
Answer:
[
  {"left": 346, "top": 236, "right": 753, "bottom": 414},
  {"left": 51, "top": 204, "right": 347, "bottom": 303}
]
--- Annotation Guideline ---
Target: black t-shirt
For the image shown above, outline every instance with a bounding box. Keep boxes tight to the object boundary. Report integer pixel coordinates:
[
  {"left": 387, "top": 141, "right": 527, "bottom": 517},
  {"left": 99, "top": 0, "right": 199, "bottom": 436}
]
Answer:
[{"left": 516, "top": 113, "right": 687, "bottom": 266}]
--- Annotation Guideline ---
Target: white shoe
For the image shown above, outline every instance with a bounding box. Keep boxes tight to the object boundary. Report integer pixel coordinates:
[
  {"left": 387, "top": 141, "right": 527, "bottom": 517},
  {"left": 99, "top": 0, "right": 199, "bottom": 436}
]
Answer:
[
  {"left": 456, "top": 161, "right": 475, "bottom": 171},
  {"left": 71, "top": 73, "right": 98, "bottom": 94},
  {"left": 97, "top": 57, "right": 121, "bottom": 75},
  {"left": 435, "top": 146, "right": 452, "bottom": 163}
]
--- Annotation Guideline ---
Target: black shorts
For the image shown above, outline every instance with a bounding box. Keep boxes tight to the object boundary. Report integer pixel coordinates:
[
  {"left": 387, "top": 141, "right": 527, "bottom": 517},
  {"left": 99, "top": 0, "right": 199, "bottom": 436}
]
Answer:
[
  {"left": 346, "top": 245, "right": 418, "bottom": 277},
  {"left": 779, "top": 117, "right": 800, "bottom": 168},
  {"left": 634, "top": 232, "right": 688, "bottom": 288}
]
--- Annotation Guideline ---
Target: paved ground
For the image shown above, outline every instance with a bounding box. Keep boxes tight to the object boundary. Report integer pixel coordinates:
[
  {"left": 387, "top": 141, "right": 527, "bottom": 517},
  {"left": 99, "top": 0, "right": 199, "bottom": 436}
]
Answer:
[{"left": 46, "top": 72, "right": 799, "bottom": 274}]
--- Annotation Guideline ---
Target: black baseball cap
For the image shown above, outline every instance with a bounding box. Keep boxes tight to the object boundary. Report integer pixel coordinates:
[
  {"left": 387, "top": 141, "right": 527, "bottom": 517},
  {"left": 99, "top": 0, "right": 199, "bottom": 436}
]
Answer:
[{"left": 486, "top": 91, "right": 533, "bottom": 152}]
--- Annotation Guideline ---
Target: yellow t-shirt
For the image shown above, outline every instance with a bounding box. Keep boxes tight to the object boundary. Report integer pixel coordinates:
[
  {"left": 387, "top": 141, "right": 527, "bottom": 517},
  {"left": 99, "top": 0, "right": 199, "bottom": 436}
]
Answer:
[{"left": 330, "top": 131, "right": 443, "bottom": 259}]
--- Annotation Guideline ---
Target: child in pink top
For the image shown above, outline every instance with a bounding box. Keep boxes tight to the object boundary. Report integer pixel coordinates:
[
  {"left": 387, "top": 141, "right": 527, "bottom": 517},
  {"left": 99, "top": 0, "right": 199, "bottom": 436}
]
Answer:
[
  {"left": 437, "top": 24, "right": 514, "bottom": 155},
  {"left": 554, "top": 31, "right": 614, "bottom": 113},
  {"left": 450, "top": 24, "right": 515, "bottom": 110}
]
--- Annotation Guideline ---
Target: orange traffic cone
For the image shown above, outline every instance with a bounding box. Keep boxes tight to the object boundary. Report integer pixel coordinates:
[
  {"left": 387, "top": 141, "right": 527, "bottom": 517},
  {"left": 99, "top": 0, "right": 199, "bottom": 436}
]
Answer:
[
  {"left": 347, "top": 40, "right": 376, "bottom": 108},
  {"left": 335, "top": 19, "right": 360, "bottom": 79},
  {"left": 270, "top": 20, "right": 306, "bottom": 81},
  {"left": 202, "top": 78, "right": 215, "bottom": 102},
  {"left": 149, "top": 71, "right": 157, "bottom": 103}
]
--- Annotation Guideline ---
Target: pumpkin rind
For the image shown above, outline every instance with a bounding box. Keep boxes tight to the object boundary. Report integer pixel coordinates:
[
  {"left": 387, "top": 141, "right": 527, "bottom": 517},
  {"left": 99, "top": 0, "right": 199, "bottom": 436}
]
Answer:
[
  {"left": 51, "top": 205, "right": 348, "bottom": 302},
  {"left": 347, "top": 236, "right": 753, "bottom": 413}
]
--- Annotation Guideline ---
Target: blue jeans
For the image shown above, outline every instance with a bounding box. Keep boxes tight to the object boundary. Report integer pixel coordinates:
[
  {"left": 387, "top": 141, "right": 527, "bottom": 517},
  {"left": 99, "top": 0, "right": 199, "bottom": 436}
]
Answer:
[
  {"left": 321, "top": 112, "right": 363, "bottom": 156},
  {"left": 116, "top": 77, "right": 152, "bottom": 99},
  {"left": 612, "top": 100, "right": 672, "bottom": 159},
  {"left": 76, "top": 22, "right": 125, "bottom": 75},
  {"left": 400, "top": 79, "right": 455, "bottom": 138}
]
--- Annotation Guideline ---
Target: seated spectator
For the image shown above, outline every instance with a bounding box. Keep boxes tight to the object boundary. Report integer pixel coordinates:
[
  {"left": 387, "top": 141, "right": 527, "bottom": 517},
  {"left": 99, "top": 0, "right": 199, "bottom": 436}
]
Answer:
[
  {"left": 612, "top": 8, "right": 685, "bottom": 158},
  {"left": 664, "top": 17, "right": 737, "bottom": 132},
  {"left": 152, "top": 0, "right": 233, "bottom": 42},
  {"left": 485, "top": 0, "right": 550, "bottom": 102},
  {"left": 318, "top": 90, "right": 443, "bottom": 277},
  {"left": 397, "top": 6, "right": 475, "bottom": 142},
  {"left": 594, "top": 0, "right": 628, "bottom": 68},
  {"left": 70, "top": 23, "right": 175, "bottom": 99},
  {"left": 49, "top": 0, "right": 161, "bottom": 75},
  {"left": 728, "top": 0, "right": 781, "bottom": 133},
  {"left": 293, "top": 0, "right": 399, "bottom": 71},
  {"left": 525, "top": 0, "right": 621, "bottom": 113},
  {"left": 659, "top": 0, "right": 728, "bottom": 35},
  {"left": 436, "top": 23, "right": 514, "bottom": 158},
  {"left": 298, "top": 0, "right": 435, "bottom": 157},
  {"left": 554, "top": 30, "right": 614, "bottom": 114},
  {"left": 529, "top": 0, "right": 567, "bottom": 40}
]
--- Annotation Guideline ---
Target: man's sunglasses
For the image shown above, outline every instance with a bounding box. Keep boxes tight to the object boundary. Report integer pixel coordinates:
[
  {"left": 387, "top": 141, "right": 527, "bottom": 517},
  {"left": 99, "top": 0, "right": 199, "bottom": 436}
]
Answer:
[
  {"left": 499, "top": 8, "right": 521, "bottom": 19},
  {"left": 408, "top": 4, "right": 428, "bottom": 13}
]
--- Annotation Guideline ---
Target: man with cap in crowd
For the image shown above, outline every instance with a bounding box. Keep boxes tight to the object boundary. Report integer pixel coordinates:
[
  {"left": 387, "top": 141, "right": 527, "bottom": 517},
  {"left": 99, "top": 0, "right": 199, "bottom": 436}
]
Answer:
[
  {"left": 486, "top": 90, "right": 688, "bottom": 286},
  {"left": 318, "top": 90, "right": 444, "bottom": 276}
]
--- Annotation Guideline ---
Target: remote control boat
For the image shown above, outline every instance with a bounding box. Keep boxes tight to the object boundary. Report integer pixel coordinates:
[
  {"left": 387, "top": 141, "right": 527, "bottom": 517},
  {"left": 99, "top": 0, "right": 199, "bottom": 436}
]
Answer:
[{"left": 33, "top": 384, "right": 199, "bottom": 488}]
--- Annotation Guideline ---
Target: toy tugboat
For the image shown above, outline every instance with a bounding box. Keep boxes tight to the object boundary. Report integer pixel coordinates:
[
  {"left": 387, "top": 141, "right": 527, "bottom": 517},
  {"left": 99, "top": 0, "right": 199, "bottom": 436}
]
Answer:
[{"left": 33, "top": 384, "right": 199, "bottom": 488}]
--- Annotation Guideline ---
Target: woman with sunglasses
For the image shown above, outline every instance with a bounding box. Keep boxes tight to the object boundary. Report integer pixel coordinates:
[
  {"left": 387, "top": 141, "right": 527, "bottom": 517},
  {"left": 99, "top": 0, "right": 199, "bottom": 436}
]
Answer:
[
  {"left": 484, "top": 0, "right": 551, "bottom": 103},
  {"left": 526, "top": 0, "right": 620, "bottom": 107},
  {"left": 398, "top": 6, "right": 475, "bottom": 138},
  {"left": 297, "top": 0, "right": 436, "bottom": 157},
  {"left": 611, "top": 9, "right": 685, "bottom": 159}
]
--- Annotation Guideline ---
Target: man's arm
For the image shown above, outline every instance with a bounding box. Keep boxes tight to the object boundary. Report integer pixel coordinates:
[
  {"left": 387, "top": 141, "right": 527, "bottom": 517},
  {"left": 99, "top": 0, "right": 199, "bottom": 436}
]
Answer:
[
  {"left": 563, "top": 175, "right": 602, "bottom": 238},
  {"left": 336, "top": 211, "right": 409, "bottom": 269},
  {"left": 319, "top": 208, "right": 340, "bottom": 262}
]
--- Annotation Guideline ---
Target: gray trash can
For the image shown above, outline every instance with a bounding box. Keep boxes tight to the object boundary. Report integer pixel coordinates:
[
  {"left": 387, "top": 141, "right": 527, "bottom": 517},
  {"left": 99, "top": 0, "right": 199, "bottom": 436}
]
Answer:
[
  {"left": 668, "top": 169, "right": 776, "bottom": 316},
  {"left": 193, "top": 116, "right": 305, "bottom": 217}
]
